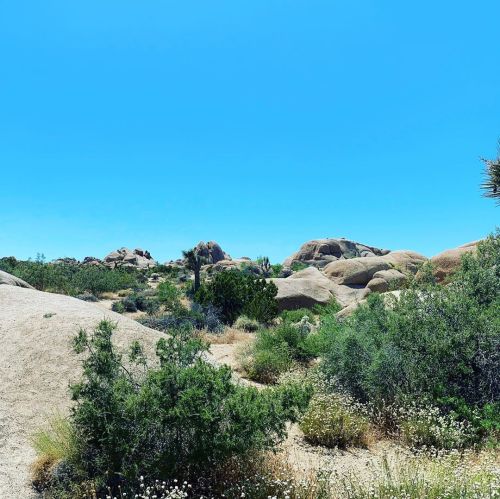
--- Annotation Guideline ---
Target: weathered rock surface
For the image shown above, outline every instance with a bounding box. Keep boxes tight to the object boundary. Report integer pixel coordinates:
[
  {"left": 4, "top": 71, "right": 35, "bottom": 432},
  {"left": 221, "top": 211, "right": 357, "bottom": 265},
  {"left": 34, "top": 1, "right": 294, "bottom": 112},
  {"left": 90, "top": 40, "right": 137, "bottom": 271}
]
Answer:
[
  {"left": 0, "top": 286, "right": 164, "bottom": 498},
  {"left": 0, "top": 270, "right": 34, "bottom": 289},
  {"left": 380, "top": 250, "right": 427, "bottom": 274},
  {"left": 431, "top": 241, "right": 479, "bottom": 282},
  {"left": 194, "top": 241, "right": 230, "bottom": 264},
  {"left": 367, "top": 269, "right": 407, "bottom": 293},
  {"left": 104, "top": 247, "right": 156, "bottom": 269},
  {"left": 283, "top": 238, "right": 389, "bottom": 269},
  {"left": 323, "top": 256, "right": 391, "bottom": 285},
  {"left": 271, "top": 267, "right": 370, "bottom": 310}
]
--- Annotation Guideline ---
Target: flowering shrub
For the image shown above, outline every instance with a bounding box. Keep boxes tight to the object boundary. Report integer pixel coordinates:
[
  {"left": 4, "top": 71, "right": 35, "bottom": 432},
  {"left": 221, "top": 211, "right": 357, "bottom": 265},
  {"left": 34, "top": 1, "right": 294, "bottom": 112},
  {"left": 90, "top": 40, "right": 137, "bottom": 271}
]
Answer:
[
  {"left": 300, "top": 395, "right": 370, "bottom": 449},
  {"left": 398, "top": 403, "right": 476, "bottom": 451}
]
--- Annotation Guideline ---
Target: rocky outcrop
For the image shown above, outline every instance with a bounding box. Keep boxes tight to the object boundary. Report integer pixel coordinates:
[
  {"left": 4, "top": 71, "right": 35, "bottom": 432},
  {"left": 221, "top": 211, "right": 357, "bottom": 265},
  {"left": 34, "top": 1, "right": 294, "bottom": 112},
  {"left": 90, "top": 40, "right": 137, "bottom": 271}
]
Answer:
[
  {"left": 323, "top": 256, "right": 391, "bottom": 285},
  {"left": 367, "top": 269, "right": 407, "bottom": 293},
  {"left": 194, "top": 241, "right": 230, "bottom": 264},
  {"left": 104, "top": 248, "right": 156, "bottom": 269},
  {"left": 82, "top": 256, "right": 104, "bottom": 266},
  {"left": 0, "top": 270, "right": 34, "bottom": 289},
  {"left": 323, "top": 250, "right": 427, "bottom": 287},
  {"left": 271, "top": 267, "right": 370, "bottom": 311},
  {"left": 0, "top": 285, "right": 163, "bottom": 498},
  {"left": 431, "top": 241, "right": 479, "bottom": 282},
  {"left": 274, "top": 249, "right": 427, "bottom": 312},
  {"left": 283, "top": 238, "right": 389, "bottom": 269},
  {"left": 381, "top": 250, "right": 427, "bottom": 274}
]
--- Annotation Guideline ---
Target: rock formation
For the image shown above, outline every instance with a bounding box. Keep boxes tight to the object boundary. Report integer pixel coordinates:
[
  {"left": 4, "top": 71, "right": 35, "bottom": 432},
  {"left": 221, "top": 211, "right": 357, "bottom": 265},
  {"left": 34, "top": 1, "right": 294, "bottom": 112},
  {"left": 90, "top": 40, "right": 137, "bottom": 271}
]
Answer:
[
  {"left": 0, "top": 270, "right": 34, "bottom": 289},
  {"left": 193, "top": 241, "right": 231, "bottom": 264},
  {"left": 104, "top": 247, "right": 157, "bottom": 269},
  {"left": 431, "top": 241, "right": 479, "bottom": 282},
  {"left": 283, "top": 238, "right": 390, "bottom": 269}
]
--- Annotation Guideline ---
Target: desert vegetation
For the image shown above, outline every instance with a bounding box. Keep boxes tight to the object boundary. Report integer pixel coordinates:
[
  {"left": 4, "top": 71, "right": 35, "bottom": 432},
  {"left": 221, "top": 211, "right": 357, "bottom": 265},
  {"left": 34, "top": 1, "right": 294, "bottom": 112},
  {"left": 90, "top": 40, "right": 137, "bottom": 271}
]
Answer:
[{"left": 27, "top": 231, "right": 500, "bottom": 498}]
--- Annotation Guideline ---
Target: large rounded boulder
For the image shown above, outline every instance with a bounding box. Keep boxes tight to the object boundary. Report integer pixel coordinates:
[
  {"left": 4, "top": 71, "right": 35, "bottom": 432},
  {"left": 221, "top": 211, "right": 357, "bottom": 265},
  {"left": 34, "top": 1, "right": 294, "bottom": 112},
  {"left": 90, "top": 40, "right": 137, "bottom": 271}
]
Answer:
[
  {"left": 271, "top": 267, "right": 370, "bottom": 310},
  {"left": 431, "top": 241, "right": 479, "bottom": 282}
]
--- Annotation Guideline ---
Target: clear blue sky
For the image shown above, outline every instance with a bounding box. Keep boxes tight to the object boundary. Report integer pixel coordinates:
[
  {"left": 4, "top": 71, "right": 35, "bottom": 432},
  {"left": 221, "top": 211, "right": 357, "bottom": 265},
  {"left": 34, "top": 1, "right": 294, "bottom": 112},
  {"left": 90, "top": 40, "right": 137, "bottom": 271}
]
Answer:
[{"left": 0, "top": 1, "right": 498, "bottom": 264}]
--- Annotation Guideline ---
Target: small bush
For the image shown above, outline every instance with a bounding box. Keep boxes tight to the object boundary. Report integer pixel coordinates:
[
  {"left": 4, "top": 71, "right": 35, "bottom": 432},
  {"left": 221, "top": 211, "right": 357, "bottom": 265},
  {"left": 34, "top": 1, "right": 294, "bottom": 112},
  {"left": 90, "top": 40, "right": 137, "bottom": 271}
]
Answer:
[
  {"left": 234, "top": 315, "right": 260, "bottom": 332},
  {"left": 141, "top": 304, "right": 223, "bottom": 333},
  {"left": 112, "top": 292, "right": 160, "bottom": 315},
  {"left": 399, "top": 403, "right": 475, "bottom": 450},
  {"left": 244, "top": 344, "right": 293, "bottom": 384},
  {"left": 74, "top": 293, "right": 98, "bottom": 302},
  {"left": 300, "top": 395, "right": 370, "bottom": 449},
  {"left": 245, "top": 321, "right": 319, "bottom": 383},
  {"left": 195, "top": 270, "right": 278, "bottom": 324},
  {"left": 111, "top": 301, "right": 126, "bottom": 314},
  {"left": 157, "top": 281, "right": 182, "bottom": 311},
  {"left": 280, "top": 308, "right": 316, "bottom": 324}
]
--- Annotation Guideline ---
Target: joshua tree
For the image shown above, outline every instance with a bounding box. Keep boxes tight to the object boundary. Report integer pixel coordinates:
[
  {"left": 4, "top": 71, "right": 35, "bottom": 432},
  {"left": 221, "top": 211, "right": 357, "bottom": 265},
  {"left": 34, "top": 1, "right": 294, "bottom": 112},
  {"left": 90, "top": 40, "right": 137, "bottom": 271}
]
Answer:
[
  {"left": 182, "top": 248, "right": 206, "bottom": 292},
  {"left": 481, "top": 142, "right": 500, "bottom": 205},
  {"left": 258, "top": 256, "right": 272, "bottom": 277}
]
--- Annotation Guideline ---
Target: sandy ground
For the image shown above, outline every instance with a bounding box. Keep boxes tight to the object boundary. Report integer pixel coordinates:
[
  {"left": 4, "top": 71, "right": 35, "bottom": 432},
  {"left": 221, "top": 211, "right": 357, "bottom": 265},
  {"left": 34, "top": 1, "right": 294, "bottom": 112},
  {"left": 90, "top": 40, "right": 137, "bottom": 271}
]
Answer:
[{"left": 0, "top": 286, "right": 164, "bottom": 498}]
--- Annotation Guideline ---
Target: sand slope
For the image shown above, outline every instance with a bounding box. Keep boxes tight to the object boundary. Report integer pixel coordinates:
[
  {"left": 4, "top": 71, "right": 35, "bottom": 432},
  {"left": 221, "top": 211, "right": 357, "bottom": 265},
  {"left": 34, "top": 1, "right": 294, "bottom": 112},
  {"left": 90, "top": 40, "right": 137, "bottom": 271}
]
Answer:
[{"left": 0, "top": 286, "right": 164, "bottom": 498}]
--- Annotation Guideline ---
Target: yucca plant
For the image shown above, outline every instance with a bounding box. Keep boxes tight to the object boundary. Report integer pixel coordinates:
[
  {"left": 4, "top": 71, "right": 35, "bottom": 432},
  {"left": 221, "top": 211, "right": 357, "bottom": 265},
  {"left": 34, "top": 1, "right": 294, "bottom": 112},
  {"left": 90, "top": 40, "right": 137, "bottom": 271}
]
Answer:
[{"left": 481, "top": 143, "right": 500, "bottom": 204}]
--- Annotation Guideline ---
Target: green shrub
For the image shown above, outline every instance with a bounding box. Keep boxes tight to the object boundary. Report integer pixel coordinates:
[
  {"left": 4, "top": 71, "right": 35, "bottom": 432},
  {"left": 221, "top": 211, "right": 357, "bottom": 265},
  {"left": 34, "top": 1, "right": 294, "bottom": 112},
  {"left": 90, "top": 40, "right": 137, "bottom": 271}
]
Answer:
[
  {"left": 291, "top": 262, "right": 308, "bottom": 272},
  {"left": 244, "top": 321, "right": 317, "bottom": 383},
  {"left": 320, "top": 232, "right": 500, "bottom": 442},
  {"left": 195, "top": 270, "right": 278, "bottom": 324},
  {"left": 280, "top": 308, "right": 316, "bottom": 324},
  {"left": 300, "top": 395, "right": 370, "bottom": 449},
  {"left": 112, "top": 292, "right": 160, "bottom": 315},
  {"left": 244, "top": 343, "right": 293, "bottom": 384},
  {"left": 111, "top": 301, "right": 126, "bottom": 314},
  {"left": 62, "top": 320, "right": 308, "bottom": 494},
  {"left": 157, "top": 281, "right": 181, "bottom": 310},
  {"left": 75, "top": 293, "right": 98, "bottom": 302},
  {"left": 234, "top": 315, "right": 260, "bottom": 332},
  {"left": 0, "top": 257, "right": 142, "bottom": 297}
]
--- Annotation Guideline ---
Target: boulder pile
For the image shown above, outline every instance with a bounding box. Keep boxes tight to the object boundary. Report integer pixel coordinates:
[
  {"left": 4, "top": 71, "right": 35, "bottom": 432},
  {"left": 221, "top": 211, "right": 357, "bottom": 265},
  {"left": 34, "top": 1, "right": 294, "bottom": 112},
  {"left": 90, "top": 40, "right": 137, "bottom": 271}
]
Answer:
[
  {"left": 103, "top": 248, "right": 157, "bottom": 269},
  {"left": 272, "top": 243, "right": 427, "bottom": 313},
  {"left": 283, "top": 238, "right": 390, "bottom": 269}
]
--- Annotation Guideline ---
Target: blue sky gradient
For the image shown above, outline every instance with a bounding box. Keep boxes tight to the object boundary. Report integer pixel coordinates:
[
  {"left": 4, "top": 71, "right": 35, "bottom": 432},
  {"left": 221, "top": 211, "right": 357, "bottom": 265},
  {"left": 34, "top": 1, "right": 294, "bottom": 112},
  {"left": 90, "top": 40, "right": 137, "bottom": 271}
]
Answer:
[{"left": 0, "top": 1, "right": 498, "bottom": 263}]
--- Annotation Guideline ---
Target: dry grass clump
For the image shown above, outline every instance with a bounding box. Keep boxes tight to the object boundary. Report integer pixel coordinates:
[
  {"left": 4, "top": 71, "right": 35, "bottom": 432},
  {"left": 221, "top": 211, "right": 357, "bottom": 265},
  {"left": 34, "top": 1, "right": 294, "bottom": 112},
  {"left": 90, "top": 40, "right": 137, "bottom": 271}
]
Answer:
[
  {"left": 338, "top": 449, "right": 500, "bottom": 498},
  {"left": 234, "top": 315, "right": 260, "bottom": 332},
  {"left": 202, "top": 326, "right": 248, "bottom": 345},
  {"left": 30, "top": 415, "right": 76, "bottom": 490}
]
